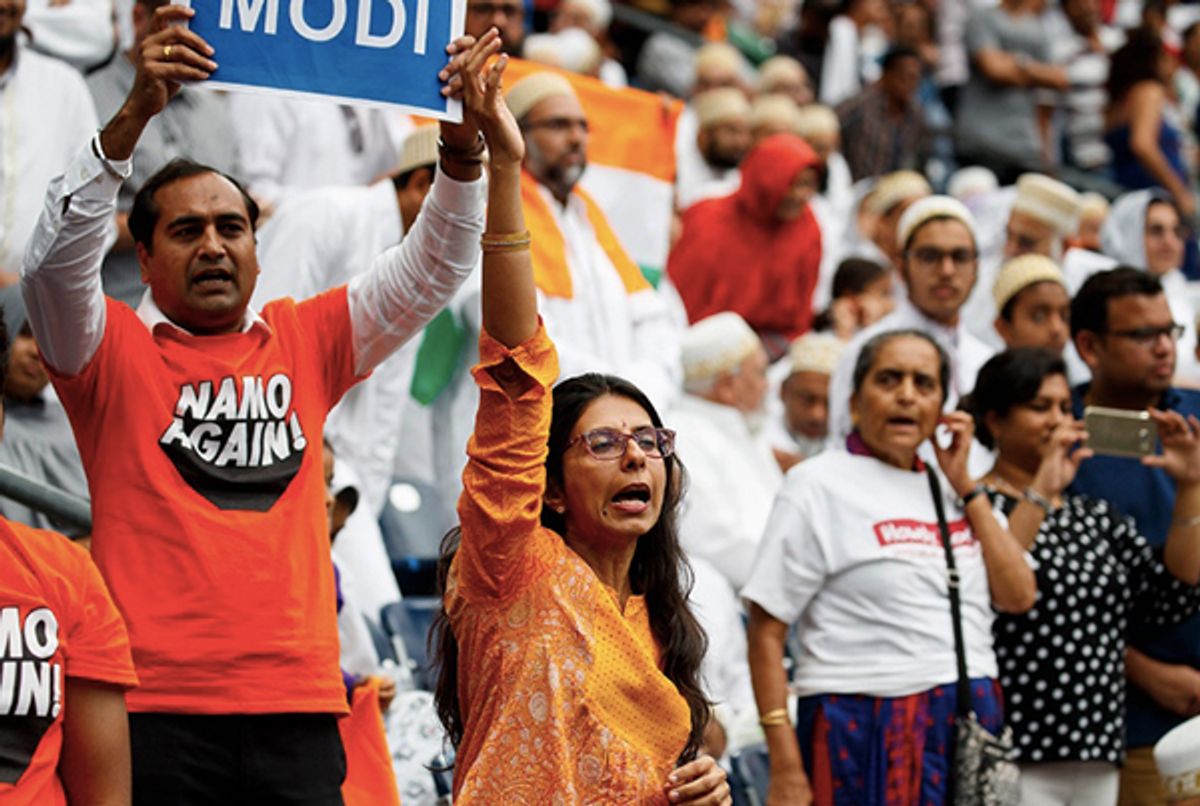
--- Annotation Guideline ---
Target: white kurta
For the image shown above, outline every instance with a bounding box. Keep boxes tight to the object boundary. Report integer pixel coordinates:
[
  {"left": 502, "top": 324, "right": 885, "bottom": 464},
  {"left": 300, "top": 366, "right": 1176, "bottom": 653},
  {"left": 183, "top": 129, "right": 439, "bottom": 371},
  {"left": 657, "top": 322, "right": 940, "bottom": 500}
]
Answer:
[
  {"left": 671, "top": 395, "right": 783, "bottom": 590},
  {"left": 0, "top": 46, "right": 97, "bottom": 275},
  {"left": 254, "top": 180, "right": 412, "bottom": 616},
  {"left": 229, "top": 93, "right": 404, "bottom": 208},
  {"left": 826, "top": 298, "right": 996, "bottom": 444},
  {"left": 536, "top": 184, "right": 683, "bottom": 414}
]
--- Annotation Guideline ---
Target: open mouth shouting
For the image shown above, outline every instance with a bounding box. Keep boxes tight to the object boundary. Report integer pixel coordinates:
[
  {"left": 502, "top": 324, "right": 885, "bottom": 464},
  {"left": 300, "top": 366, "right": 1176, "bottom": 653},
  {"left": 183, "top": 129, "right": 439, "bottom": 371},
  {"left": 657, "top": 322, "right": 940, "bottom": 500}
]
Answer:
[
  {"left": 190, "top": 265, "right": 237, "bottom": 293},
  {"left": 610, "top": 482, "right": 652, "bottom": 515}
]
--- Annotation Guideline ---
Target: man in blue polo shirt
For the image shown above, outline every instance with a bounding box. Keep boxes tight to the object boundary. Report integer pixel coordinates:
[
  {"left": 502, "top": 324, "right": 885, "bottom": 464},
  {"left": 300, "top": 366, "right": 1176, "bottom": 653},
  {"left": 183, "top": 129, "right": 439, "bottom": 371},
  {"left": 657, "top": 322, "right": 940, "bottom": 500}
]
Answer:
[{"left": 1070, "top": 267, "right": 1200, "bottom": 806}]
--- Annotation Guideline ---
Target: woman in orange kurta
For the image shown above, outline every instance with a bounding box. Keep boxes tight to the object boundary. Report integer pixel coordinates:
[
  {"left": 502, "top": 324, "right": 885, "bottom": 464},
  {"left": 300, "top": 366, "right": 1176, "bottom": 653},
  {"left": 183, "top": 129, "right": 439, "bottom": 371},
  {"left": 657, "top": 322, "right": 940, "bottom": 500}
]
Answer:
[{"left": 429, "top": 35, "right": 731, "bottom": 806}]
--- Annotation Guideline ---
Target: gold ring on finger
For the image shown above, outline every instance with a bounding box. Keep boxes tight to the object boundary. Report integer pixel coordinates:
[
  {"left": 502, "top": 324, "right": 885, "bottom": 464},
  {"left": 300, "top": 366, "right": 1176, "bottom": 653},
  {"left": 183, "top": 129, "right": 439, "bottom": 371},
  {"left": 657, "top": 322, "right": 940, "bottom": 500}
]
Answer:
[{"left": 163, "top": 44, "right": 173, "bottom": 58}]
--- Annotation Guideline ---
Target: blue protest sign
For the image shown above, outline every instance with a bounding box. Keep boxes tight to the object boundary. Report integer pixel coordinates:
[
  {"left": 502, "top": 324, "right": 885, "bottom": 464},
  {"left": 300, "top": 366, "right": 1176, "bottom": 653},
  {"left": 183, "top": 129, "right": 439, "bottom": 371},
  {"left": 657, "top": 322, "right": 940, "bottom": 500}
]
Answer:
[{"left": 175, "top": 0, "right": 464, "bottom": 121}]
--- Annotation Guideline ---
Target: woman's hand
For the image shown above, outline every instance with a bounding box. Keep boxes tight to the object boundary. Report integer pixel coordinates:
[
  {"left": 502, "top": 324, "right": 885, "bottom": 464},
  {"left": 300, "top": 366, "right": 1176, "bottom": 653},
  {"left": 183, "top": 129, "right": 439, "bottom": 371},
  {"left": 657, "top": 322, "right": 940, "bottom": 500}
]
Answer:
[
  {"left": 665, "top": 755, "right": 732, "bottom": 805},
  {"left": 1144, "top": 408, "right": 1200, "bottom": 484},
  {"left": 933, "top": 411, "right": 976, "bottom": 498},
  {"left": 1029, "top": 419, "right": 1092, "bottom": 499},
  {"left": 439, "top": 28, "right": 524, "bottom": 167},
  {"left": 765, "top": 767, "right": 813, "bottom": 806}
]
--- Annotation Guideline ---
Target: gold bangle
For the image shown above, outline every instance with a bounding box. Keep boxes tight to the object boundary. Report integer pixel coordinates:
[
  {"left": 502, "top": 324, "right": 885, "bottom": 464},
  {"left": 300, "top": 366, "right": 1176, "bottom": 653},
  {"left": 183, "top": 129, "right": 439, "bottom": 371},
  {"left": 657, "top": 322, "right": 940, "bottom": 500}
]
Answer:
[
  {"left": 481, "top": 229, "right": 531, "bottom": 244},
  {"left": 481, "top": 240, "right": 531, "bottom": 253},
  {"left": 758, "top": 708, "right": 790, "bottom": 727}
]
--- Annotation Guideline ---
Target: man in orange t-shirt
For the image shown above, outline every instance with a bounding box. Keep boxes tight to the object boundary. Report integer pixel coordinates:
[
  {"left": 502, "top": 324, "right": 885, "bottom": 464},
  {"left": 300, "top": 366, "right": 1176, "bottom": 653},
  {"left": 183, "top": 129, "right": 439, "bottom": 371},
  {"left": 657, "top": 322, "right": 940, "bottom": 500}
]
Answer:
[
  {"left": 0, "top": 314, "right": 139, "bottom": 806},
  {"left": 20, "top": 7, "right": 501, "bottom": 802}
]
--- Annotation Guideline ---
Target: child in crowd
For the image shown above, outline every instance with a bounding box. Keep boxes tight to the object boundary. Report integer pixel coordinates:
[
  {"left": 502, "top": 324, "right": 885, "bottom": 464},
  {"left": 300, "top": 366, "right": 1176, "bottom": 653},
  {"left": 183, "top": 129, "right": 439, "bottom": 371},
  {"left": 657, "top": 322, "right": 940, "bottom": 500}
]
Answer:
[{"left": 811, "top": 257, "right": 895, "bottom": 339}]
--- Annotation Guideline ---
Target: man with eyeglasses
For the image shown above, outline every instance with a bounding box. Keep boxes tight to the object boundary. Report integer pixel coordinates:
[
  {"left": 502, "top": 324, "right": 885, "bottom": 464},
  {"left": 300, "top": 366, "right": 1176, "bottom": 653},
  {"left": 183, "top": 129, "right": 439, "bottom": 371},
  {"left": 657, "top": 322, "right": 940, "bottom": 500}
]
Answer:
[
  {"left": 502, "top": 71, "right": 681, "bottom": 412},
  {"left": 1069, "top": 266, "right": 1200, "bottom": 806},
  {"left": 827, "top": 195, "right": 994, "bottom": 446}
]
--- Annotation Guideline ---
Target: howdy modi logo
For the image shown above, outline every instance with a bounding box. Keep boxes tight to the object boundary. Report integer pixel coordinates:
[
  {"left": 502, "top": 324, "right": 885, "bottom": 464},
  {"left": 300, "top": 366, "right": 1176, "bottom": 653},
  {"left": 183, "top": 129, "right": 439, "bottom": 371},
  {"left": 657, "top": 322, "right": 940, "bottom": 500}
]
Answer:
[
  {"left": 159, "top": 373, "right": 308, "bottom": 512},
  {"left": 0, "top": 607, "right": 61, "bottom": 784},
  {"left": 873, "top": 518, "right": 975, "bottom": 550}
]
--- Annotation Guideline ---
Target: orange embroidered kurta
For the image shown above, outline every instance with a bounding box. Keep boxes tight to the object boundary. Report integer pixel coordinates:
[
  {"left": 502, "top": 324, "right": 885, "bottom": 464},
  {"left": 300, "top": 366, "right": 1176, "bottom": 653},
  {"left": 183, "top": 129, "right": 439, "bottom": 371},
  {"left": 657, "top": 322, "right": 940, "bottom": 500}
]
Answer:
[{"left": 447, "top": 324, "right": 692, "bottom": 804}]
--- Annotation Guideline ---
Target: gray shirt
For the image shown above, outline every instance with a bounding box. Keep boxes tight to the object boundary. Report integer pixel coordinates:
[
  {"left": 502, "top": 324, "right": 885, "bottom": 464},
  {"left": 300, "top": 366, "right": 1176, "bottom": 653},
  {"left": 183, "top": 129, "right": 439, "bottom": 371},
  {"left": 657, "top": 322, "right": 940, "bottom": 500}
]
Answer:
[
  {"left": 0, "top": 390, "right": 88, "bottom": 536},
  {"left": 956, "top": 6, "right": 1054, "bottom": 166},
  {"left": 87, "top": 55, "right": 241, "bottom": 307}
]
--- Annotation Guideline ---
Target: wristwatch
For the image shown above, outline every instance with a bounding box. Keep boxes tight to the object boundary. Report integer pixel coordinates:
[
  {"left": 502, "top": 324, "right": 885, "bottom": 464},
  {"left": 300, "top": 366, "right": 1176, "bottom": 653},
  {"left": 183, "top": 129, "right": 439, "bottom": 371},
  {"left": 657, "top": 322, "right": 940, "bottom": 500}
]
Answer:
[{"left": 957, "top": 485, "right": 988, "bottom": 509}]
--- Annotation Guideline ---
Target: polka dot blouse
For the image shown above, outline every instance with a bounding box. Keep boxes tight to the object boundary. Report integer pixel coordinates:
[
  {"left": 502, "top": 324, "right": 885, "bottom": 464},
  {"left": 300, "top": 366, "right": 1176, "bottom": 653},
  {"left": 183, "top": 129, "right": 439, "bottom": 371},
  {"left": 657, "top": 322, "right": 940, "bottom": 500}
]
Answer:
[{"left": 989, "top": 490, "right": 1200, "bottom": 765}]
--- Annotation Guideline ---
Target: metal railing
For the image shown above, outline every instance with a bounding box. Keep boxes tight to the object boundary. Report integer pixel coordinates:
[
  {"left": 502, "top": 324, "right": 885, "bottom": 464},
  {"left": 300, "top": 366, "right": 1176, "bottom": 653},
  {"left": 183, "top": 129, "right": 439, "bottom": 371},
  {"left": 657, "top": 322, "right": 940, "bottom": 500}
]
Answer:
[{"left": 0, "top": 463, "right": 91, "bottom": 533}]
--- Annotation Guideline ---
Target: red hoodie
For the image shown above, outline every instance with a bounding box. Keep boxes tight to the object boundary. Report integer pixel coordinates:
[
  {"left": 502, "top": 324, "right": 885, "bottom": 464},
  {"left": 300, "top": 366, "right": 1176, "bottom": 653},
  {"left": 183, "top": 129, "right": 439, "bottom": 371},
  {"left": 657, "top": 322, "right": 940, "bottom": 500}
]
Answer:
[{"left": 668, "top": 134, "right": 823, "bottom": 342}]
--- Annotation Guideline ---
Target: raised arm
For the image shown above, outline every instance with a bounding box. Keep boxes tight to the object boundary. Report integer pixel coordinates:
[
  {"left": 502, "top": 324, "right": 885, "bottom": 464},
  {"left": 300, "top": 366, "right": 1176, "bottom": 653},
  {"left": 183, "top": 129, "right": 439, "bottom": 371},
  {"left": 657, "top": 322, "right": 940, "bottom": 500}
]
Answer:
[
  {"left": 21, "top": 5, "right": 215, "bottom": 375},
  {"left": 1144, "top": 409, "right": 1200, "bottom": 584},
  {"left": 451, "top": 33, "right": 557, "bottom": 601},
  {"left": 935, "top": 412, "right": 1037, "bottom": 613},
  {"left": 346, "top": 34, "right": 521, "bottom": 375}
]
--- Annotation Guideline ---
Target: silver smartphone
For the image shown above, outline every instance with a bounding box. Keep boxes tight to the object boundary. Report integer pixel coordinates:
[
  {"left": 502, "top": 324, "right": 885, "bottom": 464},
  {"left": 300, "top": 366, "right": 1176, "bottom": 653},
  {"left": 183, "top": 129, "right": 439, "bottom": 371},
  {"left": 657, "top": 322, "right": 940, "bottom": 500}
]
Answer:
[{"left": 1084, "top": 406, "right": 1157, "bottom": 458}]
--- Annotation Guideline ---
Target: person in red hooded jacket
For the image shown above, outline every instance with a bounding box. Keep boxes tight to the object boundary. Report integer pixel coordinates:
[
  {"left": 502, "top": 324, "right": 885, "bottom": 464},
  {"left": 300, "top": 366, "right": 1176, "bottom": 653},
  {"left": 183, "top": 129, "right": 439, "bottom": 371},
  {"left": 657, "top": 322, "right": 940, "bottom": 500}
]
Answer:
[{"left": 668, "top": 134, "right": 824, "bottom": 361}]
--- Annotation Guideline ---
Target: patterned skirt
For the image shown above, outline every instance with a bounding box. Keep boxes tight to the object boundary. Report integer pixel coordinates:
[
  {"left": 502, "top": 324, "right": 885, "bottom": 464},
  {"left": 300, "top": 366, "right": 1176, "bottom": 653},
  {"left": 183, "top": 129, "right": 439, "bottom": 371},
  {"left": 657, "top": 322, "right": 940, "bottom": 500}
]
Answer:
[{"left": 795, "top": 678, "right": 1004, "bottom": 806}]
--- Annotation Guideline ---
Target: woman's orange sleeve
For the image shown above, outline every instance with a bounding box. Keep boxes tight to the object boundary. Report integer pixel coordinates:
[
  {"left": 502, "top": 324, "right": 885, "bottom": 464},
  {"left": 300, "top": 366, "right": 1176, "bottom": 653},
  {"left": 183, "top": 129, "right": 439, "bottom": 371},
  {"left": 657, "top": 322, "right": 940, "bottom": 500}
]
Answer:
[{"left": 454, "top": 321, "right": 560, "bottom": 601}]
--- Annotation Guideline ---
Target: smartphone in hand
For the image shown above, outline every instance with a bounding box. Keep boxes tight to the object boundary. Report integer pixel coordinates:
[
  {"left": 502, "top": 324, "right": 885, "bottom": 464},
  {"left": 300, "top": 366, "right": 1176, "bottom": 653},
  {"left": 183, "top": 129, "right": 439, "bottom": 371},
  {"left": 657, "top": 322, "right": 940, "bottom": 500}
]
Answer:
[{"left": 1084, "top": 406, "right": 1157, "bottom": 458}]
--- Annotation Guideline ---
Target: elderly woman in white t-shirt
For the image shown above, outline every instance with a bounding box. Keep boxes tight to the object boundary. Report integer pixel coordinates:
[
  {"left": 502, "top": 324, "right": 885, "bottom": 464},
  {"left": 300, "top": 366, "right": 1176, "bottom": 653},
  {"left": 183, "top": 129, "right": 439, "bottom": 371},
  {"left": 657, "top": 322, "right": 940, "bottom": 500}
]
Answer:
[{"left": 744, "top": 328, "right": 1042, "bottom": 805}]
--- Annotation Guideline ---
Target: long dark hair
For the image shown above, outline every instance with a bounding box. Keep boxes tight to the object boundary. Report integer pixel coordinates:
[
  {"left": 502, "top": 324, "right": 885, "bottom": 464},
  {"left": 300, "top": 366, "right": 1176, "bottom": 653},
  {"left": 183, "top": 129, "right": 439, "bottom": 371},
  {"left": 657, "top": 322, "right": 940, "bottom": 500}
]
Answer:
[{"left": 430, "top": 373, "right": 711, "bottom": 763}]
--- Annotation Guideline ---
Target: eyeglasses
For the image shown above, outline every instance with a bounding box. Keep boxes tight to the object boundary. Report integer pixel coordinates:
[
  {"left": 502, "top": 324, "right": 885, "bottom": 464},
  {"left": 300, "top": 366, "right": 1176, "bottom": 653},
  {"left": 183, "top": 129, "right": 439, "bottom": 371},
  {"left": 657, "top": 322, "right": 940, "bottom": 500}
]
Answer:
[
  {"left": 521, "top": 117, "right": 590, "bottom": 134},
  {"left": 568, "top": 427, "right": 676, "bottom": 461},
  {"left": 906, "top": 246, "right": 977, "bottom": 269},
  {"left": 1106, "top": 323, "right": 1185, "bottom": 347}
]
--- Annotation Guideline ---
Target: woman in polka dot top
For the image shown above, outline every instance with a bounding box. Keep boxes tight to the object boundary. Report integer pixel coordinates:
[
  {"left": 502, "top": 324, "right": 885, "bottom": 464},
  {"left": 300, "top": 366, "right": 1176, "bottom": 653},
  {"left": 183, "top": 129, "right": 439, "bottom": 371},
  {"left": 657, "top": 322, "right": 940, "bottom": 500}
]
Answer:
[{"left": 969, "top": 348, "right": 1200, "bottom": 806}]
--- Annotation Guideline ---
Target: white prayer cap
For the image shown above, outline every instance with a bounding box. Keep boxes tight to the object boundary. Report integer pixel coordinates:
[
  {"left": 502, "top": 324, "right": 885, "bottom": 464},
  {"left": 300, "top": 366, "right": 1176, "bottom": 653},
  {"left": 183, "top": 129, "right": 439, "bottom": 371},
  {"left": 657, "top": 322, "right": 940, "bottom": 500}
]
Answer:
[
  {"left": 695, "top": 42, "right": 744, "bottom": 77},
  {"left": 993, "top": 254, "right": 1066, "bottom": 311},
  {"left": 757, "top": 55, "right": 806, "bottom": 93},
  {"left": 505, "top": 71, "right": 578, "bottom": 121},
  {"left": 863, "top": 170, "right": 932, "bottom": 216},
  {"left": 556, "top": 28, "right": 602, "bottom": 74},
  {"left": 1154, "top": 714, "right": 1200, "bottom": 801},
  {"left": 897, "top": 195, "right": 978, "bottom": 250},
  {"left": 794, "top": 103, "right": 839, "bottom": 139},
  {"left": 694, "top": 88, "right": 751, "bottom": 128},
  {"left": 1012, "top": 173, "right": 1083, "bottom": 237},
  {"left": 1080, "top": 191, "right": 1110, "bottom": 219},
  {"left": 682, "top": 312, "right": 761, "bottom": 384},
  {"left": 750, "top": 93, "right": 800, "bottom": 132},
  {"left": 558, "top": 0, "right": 613, "bottom": 30},
  {"left": 788, "top": 332, "right": 845, "bottom": 376},
  {"left": 523, "top": 33, "right": 565, "bottom": 68},
  {"left": 946, "top": 166, "right": 998, "bottom": 203},
  {"left": 395, "top": 125, "right": 439, "bottom": 175}
]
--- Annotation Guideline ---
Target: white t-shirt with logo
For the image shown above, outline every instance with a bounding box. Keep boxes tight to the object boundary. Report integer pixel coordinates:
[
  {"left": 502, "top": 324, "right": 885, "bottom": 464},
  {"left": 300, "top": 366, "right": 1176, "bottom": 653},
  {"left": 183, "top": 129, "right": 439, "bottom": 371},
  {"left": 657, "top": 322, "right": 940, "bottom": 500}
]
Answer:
[{"left": 742, "top": 450, "right": 1000, "bottom": 698}]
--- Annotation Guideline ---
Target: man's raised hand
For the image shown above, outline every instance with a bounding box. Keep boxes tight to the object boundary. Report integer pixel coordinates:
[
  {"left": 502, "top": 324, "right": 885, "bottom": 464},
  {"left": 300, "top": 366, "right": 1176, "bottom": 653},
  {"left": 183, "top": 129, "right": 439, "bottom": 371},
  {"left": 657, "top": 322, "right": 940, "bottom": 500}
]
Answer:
[{"left": 103, "top": 5, "right": 216, "bottom": 160}]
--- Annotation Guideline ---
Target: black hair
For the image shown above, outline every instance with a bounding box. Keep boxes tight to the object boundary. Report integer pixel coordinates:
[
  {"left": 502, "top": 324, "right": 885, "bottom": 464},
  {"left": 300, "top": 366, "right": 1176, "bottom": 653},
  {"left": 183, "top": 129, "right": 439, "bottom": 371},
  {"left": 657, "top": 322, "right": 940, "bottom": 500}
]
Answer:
[
  {"left": 431, "top": 373, "right": 710, "bottom": 764},
  {"left": 391, "top": 164, "right": 436, "bottom": 192},
  {"left": 850, "top": 328, "right": 951, "bottom": 404},
  {"left": 881, "top": 45, "right": 920, "bottom": 72},
  {"left": 966, "top": 348, "right": 1067, "bottom": 449},
  {"left": 128, "top": 158, "right": 260, "bottom": 251},
  {"left": 1107, "top": 28, "right": 1165, "bottom": 103},
  {"left": 811, "top": 258, "right": 890, "bottom": 331},
  {"left": 1069, "top": 266, "right": 1164, "bottom": 340},
  {"left": 832, "top": 258, "right": 889, "bottom": 299}
]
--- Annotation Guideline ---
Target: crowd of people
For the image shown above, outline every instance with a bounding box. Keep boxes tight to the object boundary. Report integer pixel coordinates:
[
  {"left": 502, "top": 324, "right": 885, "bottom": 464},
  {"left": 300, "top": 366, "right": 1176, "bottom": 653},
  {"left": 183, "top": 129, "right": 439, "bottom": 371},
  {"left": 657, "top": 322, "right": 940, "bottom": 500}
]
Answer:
[{"left": 10, "top": 0, "right": 1200, "bottom": 803}]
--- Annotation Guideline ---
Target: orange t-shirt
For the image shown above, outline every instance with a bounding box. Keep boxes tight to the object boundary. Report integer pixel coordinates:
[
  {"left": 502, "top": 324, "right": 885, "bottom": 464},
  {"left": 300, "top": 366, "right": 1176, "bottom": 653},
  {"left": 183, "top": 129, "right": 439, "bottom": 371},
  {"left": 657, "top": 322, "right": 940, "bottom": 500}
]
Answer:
[
  {"left": 0, "top": 518, "right": 137, "bottom": 805},
  {"left": 448, "top": 324, "right": 692, "bottom": 804},
  {"left": 49, "top": 292, "right": 363, "bottom": 713}
]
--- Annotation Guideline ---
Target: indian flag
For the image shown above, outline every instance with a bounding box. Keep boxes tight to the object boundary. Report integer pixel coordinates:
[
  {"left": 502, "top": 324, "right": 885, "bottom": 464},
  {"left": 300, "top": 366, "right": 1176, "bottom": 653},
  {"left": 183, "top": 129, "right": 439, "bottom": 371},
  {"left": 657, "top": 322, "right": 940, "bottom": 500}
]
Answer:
[
  {"left": 411, "top": 60, "right": 682, "bottom": 404},
  {"left": 503, "top": 58, "right": 683, "bottom": 284}
]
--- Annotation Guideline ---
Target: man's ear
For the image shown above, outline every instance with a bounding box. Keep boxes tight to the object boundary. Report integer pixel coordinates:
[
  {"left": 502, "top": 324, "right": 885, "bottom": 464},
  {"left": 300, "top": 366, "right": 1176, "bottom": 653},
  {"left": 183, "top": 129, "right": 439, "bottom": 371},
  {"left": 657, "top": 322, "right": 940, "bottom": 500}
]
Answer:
[
  {"left": 136, "top": 242, "right": 151, "bottom": 284},
  {"left": 1074, "top": 330, "right": 1101, "bottom": 370},
  {"left": 994, "top": 315, "right": 1013, "bottom": 347}
]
